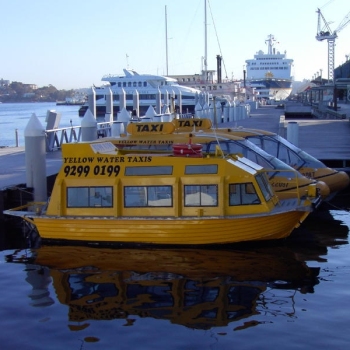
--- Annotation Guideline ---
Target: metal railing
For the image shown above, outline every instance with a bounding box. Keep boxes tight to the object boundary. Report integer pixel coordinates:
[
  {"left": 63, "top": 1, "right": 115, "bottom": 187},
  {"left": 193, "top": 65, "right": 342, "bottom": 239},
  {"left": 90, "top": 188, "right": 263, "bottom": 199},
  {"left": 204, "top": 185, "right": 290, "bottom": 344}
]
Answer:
[{"left": 45, "top": 122, "right": 114, "bottom": 152}]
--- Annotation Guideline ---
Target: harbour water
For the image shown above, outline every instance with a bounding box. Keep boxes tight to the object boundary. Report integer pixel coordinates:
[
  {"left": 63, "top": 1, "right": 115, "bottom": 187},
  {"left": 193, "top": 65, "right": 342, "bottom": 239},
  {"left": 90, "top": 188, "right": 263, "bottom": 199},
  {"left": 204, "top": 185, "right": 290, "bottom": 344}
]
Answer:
[
  {"left": 0, "top": 103, "right": 350, "bottom": 349},
  {"left": 0, "top": 102, "right": 82, "bottom": 148}
]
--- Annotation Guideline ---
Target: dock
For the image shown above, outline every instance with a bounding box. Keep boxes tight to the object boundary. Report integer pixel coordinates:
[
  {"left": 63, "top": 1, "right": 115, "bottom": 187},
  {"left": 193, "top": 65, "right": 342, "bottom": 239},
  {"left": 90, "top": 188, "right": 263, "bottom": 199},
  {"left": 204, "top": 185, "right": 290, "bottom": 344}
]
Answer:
[{"left": 1, "top": 102, "right": 350, "bottom": 220}]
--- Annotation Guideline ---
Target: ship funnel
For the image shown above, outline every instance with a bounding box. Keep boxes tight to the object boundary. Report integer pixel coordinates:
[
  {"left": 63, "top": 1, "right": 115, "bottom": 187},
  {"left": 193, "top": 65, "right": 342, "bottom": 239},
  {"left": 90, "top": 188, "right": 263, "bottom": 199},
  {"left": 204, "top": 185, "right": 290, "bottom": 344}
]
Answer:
[{"left": 216, "top": 55, "right": 222, "bottom": 83}]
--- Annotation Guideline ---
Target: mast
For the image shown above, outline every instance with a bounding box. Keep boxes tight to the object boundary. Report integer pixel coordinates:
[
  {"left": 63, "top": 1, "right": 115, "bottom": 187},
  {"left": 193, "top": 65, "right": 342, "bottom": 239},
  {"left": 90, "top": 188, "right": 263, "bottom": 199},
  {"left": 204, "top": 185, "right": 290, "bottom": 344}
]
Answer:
[
  {"left": 165, "top": 5, "right": 169, "bottom": 75},
  {"left": 266, "top": 34, "right": 274, "bottom": 55},
  {"left": 204, "top": 0, "right": 208, "bottom": 81}
]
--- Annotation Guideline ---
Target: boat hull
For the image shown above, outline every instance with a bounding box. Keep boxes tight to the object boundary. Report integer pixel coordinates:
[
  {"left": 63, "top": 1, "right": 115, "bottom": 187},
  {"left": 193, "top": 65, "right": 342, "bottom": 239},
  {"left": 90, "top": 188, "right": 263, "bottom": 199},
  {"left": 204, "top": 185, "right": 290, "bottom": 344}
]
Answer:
[{"left": 30, "top": 210, "right": 309, "bottom": 245}]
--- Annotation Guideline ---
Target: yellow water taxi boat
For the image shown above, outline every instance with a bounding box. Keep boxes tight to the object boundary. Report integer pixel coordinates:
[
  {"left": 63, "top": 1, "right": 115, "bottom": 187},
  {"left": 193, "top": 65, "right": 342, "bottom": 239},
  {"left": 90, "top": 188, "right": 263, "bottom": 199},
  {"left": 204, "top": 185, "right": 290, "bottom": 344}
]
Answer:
[
  {"left": 3, "top": 140, "right": 320, "bottom": 245},
  {"left": 213, "top": 127, "right": 349, "bottom": 199},
  {"left": 104, "top": 119, "right": 330, "bottom": 201}
]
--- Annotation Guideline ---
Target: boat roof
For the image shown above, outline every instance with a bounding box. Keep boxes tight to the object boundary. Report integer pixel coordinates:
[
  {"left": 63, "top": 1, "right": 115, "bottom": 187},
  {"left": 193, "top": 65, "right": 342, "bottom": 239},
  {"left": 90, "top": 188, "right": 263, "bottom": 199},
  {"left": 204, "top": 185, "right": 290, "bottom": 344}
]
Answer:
[
  {"left": 101, "top": 68, "right": 178, "bottom": 83},
  {"left": 219, "top": 127, "right": 276, "bottom": 137}
]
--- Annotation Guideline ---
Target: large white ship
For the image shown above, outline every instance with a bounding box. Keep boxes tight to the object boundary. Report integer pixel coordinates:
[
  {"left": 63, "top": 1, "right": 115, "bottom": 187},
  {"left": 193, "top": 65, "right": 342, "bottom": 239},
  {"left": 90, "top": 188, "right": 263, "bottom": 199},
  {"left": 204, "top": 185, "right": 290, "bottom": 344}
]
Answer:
[
  {"left": 245, "top": 34, "right": 294, "bottom": 102},
  {"left": 78, "top": 69, "right": 204, "bottom": 117}
]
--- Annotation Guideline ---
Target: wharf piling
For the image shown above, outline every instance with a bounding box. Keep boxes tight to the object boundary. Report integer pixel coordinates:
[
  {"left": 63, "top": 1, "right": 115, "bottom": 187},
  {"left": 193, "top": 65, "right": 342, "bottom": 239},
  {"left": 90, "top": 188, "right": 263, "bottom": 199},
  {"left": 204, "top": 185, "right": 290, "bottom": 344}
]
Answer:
[{"left": 24, "top": 114, "right": 47, "bottom": 202}]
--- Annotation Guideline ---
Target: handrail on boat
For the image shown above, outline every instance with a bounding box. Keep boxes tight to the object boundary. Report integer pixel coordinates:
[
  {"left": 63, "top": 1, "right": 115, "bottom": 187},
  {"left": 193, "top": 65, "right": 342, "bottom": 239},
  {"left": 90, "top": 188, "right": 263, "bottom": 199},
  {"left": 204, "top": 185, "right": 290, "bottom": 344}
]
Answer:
[{"left": 5, "top": 201, "right": 47, "bottom": 213}]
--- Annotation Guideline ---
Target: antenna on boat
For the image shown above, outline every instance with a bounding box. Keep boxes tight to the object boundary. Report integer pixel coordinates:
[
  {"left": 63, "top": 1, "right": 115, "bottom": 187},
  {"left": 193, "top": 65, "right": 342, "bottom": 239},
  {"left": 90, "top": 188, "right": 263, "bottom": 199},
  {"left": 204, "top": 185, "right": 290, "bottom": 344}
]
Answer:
[
  {"left": 165, "top": 5, "right": 169, "bottom": 75},
  {"left": 204, "top": 0, "right": 208, "bottom": 81},
  {"left": 126, "top": 54, "right": 129, "bottom": 69}
]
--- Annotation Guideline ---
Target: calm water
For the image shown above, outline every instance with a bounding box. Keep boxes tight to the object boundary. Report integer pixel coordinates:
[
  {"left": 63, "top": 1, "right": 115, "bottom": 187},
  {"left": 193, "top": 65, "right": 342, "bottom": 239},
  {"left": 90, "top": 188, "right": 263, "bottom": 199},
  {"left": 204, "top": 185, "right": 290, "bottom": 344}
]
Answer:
[
  {"left": 1, "top": 103, "right": 350, "bottom": 349},
  {"left": 0, "top": 211, "right": 349, "bottom": 350},
  {"left": 0, "top": 102, "right": 82, "bottom": 147}
]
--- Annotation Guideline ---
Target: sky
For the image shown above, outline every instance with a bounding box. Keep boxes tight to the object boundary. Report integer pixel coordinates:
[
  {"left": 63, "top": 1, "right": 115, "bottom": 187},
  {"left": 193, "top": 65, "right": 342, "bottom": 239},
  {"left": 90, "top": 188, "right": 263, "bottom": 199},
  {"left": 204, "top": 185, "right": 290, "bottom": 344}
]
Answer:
[{"left": 1, "top": 0, "right": 349, "bottom": 90}]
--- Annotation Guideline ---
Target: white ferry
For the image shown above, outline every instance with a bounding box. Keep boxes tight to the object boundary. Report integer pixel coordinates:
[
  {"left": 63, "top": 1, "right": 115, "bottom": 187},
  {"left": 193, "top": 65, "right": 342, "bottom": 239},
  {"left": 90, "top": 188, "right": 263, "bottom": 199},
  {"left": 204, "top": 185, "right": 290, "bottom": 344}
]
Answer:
[
  {"left": 78, "top": 69, "right": 205, "bottom": 117},
  {"left": 245, "top": 34, "right": 294, "bottom": 102}
]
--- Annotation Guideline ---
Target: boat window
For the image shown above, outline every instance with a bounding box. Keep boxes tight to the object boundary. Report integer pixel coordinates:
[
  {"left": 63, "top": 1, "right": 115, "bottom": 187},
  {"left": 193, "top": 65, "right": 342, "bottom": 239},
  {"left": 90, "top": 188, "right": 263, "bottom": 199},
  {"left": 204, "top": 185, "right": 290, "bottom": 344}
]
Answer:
[
  {"left": 123, "top": 82, "right": 126, "bottom": 87},
  {"left": 67, "top": 186, "right": 113, "bottom": 208},
  {"left": 246, "top": 136, "right": 263, "bottom": 148},
  {"left": 143, "top": 82, "right": 147, "bottom": 87},
  {"left": 206, "top": 141, "right": 229, "bottom": 155},
  {"left": 261, "top": 138, "right": 279, "bottom": 158},
  {"left": 229, "top": 183, "right": 260, "bottom": 206},
  {"left": 124, "top": 186, "right": 172, "bottom": 207},
  {"left": 184, "top": 185, "right": 218, "bottom": 207},
  {"left": 139, "top": 94, "right": 156, "bottom": 100},
  {"left": 133, "top": 82, "right": 137, "bottom": 87},
  {"left": 125, "top": 166, "right": 173, "bottom": 176},
  {"left": 67, "top": 274, "right": 118, "bottom": 300},
  {"left": 138, "top": 82, "right": 142, "bottom": 87},
  {"left": 185, "top": 164, "right": 218, "bottom": 175},
  {"left": 227, "top": 140, "right": 273, "bottom": 169},
  {"left": 255, "top": 173, "right": 274, "bottom": 201},
  {"left": 274, "top": 142, "right": 303, "bottom": 168}
]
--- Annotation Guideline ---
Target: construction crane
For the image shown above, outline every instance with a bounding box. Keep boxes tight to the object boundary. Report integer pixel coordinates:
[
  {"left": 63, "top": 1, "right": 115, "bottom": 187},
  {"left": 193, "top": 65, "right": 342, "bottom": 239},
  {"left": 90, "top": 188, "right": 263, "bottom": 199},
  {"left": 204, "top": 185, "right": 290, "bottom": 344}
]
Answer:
[{"left": 316, "top": 8, "right": 350, "bottom": 82}]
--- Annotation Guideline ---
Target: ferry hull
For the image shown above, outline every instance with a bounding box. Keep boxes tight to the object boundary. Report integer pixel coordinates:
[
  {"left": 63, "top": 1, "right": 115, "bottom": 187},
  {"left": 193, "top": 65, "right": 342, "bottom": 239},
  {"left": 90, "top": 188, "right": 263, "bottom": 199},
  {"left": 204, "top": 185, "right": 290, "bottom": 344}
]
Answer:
[{"left": 31, "top": 210, "right": 309, "bottom": 245}]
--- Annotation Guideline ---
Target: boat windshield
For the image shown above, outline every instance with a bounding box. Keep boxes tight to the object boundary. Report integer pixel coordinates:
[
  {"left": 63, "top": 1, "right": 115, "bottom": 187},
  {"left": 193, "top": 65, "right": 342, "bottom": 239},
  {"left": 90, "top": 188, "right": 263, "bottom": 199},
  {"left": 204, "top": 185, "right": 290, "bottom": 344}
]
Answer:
[
  {"left": 255, "top": 173, "right": 274, "bottom": 202},
  {"left": 204, "top": 139, "right": 302, "bottom": 179},
  {"left": 247, "top": 135, "right": 306, "bottom": 170},
  {"left": 233, "top": 139, "right": 302, "bottom": 178},
  {"left": 272, "top": 135, "right": 325, "bottom": 168}
]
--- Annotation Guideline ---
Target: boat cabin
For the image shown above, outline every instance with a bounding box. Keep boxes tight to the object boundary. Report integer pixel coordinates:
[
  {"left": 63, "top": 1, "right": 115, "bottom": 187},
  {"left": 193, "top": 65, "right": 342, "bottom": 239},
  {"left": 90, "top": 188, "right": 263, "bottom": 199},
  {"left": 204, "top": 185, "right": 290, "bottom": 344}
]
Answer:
[{"left": 50, "top": 141, "right": 277, "bottom": 219}]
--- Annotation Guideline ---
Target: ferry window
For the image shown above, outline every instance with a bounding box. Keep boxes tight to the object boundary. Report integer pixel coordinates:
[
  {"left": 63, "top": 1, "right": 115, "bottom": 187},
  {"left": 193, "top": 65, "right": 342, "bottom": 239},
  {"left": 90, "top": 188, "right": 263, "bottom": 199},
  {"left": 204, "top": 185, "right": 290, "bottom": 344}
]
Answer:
[
  {"left": 138, "top": 82, "right": 142, "bottom": 87},
  {"left": 143, "top": 82, "right": 147, "bottom": 87},
  {"left": 128, "top": 82, "right": 132, "bottom": 87},
  {"left": 67, "top": 186, "right": 113, "bottom": 208},
  {"left": 229, "top": 183, "right": 260, "bottom": 206},
  {"left": 185, "top": 164, "right": 218, "bottom": 175},
  {"left": 184, "top": 185, "right": 218, "bottom": 207},
  {"left": 125, "top": 166, "right": 173, "bottom": 176},
  {"left": 255, "top": 174, "right": 274, "bottom": 201},
  {"left": 123, "top": 82, "right": 126, "bottom": 87},
  {"left": 133, "top": 82, "right": 137, "bottom": 87},
  {"left": 124, "top": 186, "right": 172, "bottom": 207},
  {"left": 118, "top": 82, "right": 122, "bottom": 87}
]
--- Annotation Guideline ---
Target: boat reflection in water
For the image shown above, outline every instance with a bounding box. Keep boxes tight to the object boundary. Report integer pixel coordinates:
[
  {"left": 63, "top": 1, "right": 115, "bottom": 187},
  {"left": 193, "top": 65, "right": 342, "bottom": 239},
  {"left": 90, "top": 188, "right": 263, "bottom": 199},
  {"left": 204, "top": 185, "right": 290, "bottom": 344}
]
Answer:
[{"left": 20, "top": 244, "right": 320, "bottom": 330}]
